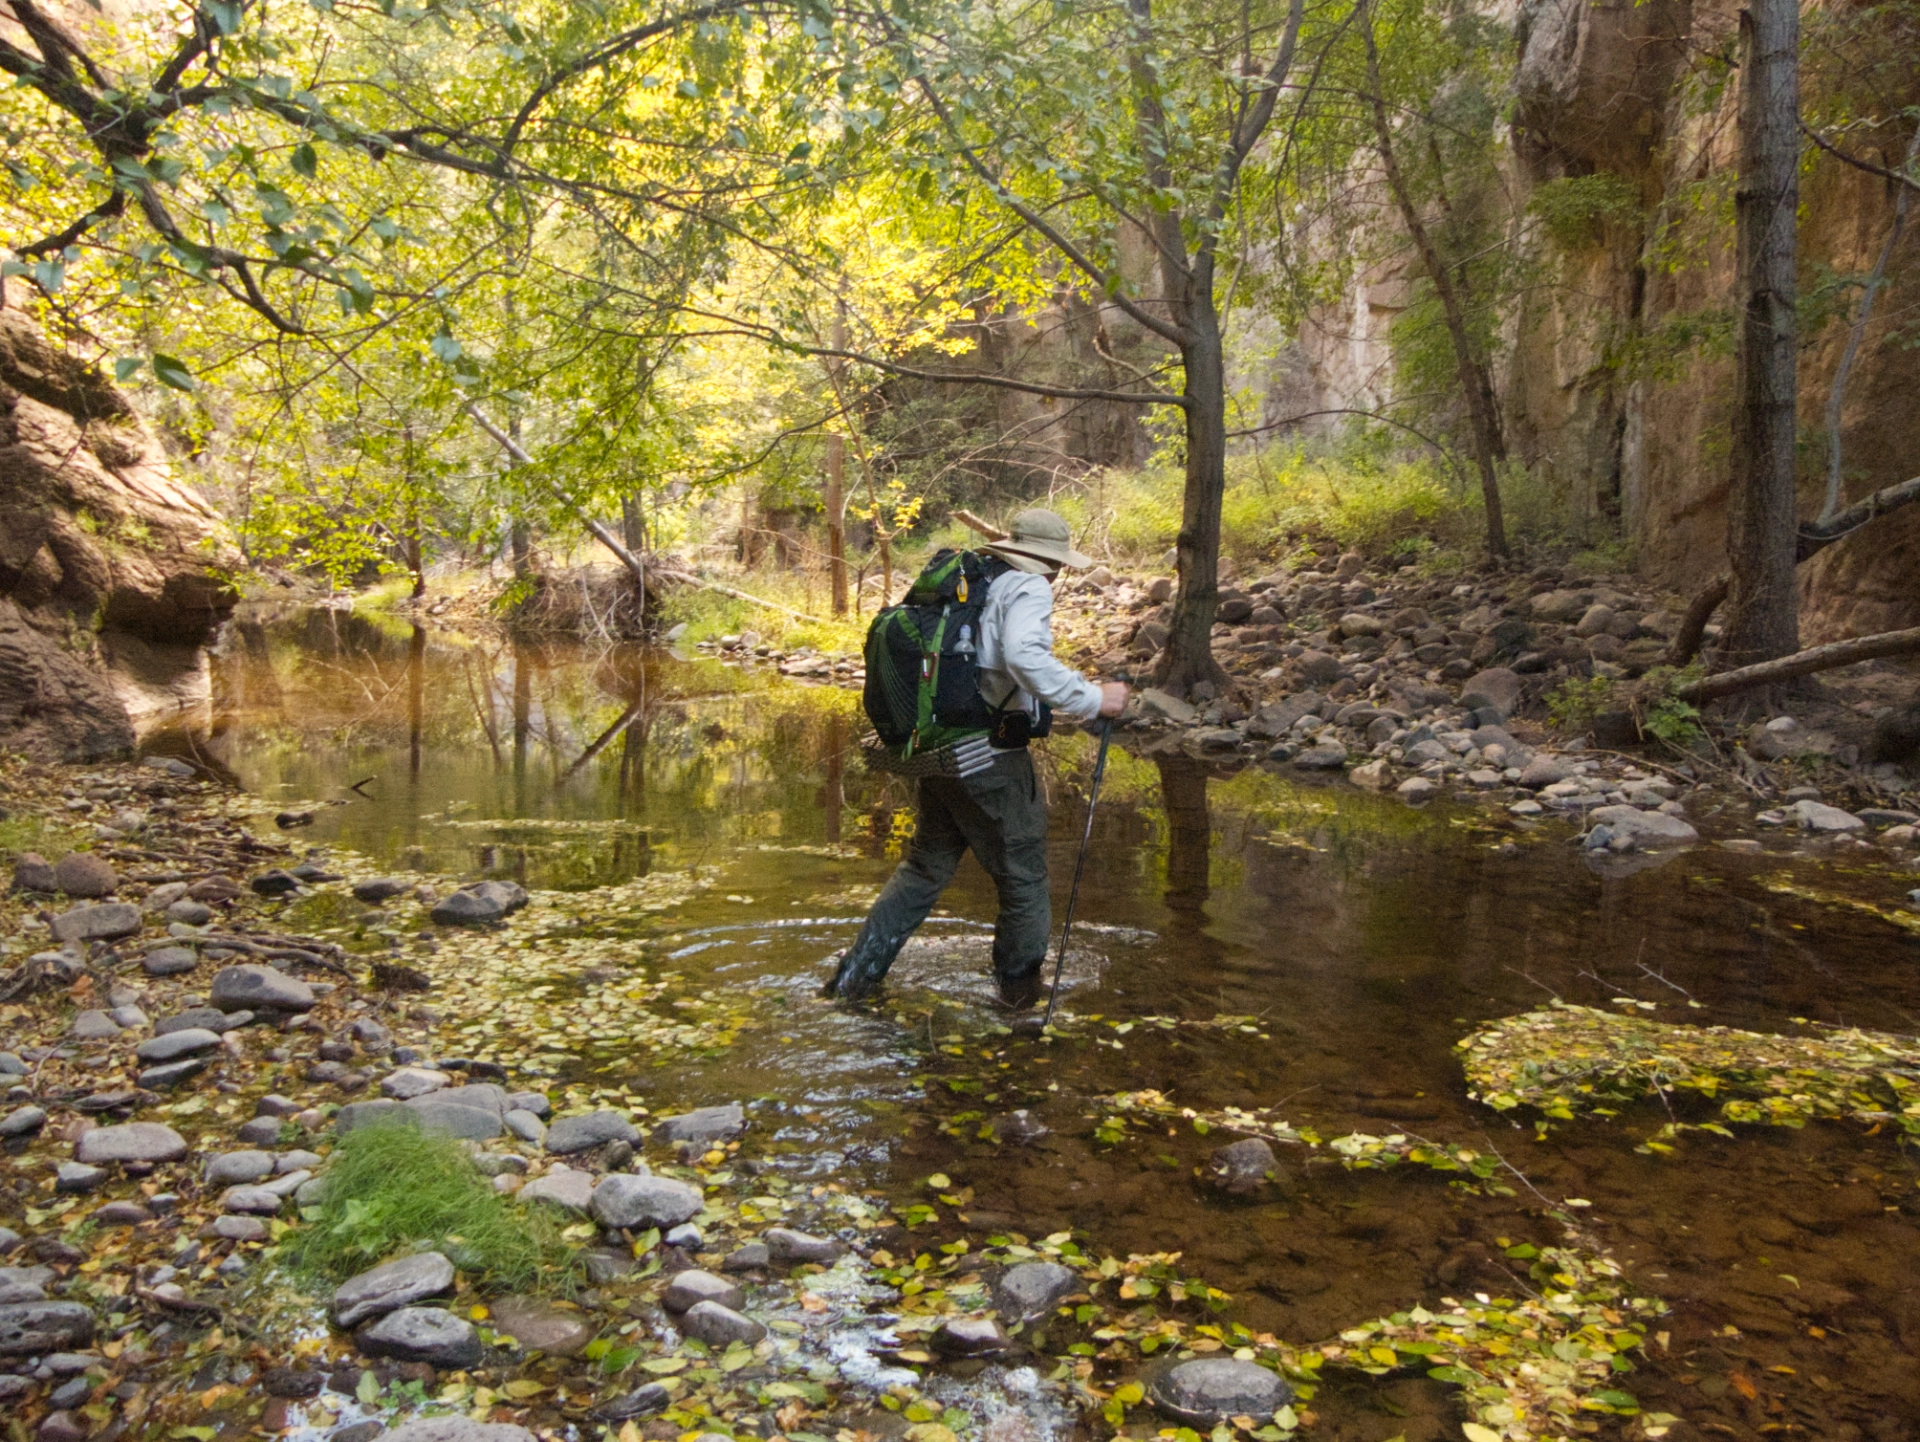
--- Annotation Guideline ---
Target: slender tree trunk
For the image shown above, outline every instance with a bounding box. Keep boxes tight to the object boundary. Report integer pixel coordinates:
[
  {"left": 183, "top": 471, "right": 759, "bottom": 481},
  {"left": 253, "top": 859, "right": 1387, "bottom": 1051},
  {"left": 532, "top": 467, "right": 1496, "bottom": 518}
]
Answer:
[
  {"left": 1362, "top": 7, "right": 1509, "bottom": 558},
  {"left": 407, "top": 623, "right": 426, "bottom": 777},
  {"left": 827, "top": 299, "right": 849, "bottom": 616},
  {"left": 621, "top": 494, "right": 646, "bottom": 553},
  {"left": 1721, "top": 0, "right": 1802, "bottom": 668},
  {"left": 1156, "top": 292, "right": 1230, "bottom": 694}
]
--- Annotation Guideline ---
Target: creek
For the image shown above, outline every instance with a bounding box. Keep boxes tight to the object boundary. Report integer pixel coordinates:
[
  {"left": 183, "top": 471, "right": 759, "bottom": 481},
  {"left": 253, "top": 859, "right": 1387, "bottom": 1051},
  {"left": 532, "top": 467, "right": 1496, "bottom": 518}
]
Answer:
[{"left": 146, "top": 605, "right": 1920, "bottom": 1440}]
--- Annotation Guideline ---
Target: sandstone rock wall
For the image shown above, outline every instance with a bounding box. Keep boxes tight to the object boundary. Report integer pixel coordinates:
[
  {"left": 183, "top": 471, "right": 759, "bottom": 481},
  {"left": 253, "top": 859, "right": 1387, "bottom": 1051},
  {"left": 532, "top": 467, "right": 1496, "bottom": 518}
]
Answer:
[{"left": 0, "top": 304, "right": 240, "bottom": 759}]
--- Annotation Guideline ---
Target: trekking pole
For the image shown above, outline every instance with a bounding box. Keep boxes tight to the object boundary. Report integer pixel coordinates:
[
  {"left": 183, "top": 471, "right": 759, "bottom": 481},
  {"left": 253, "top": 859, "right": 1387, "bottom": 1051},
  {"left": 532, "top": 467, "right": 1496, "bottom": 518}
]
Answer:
[{"left": 1044, "top": 718, "right": 1114, "bottom": 1027}]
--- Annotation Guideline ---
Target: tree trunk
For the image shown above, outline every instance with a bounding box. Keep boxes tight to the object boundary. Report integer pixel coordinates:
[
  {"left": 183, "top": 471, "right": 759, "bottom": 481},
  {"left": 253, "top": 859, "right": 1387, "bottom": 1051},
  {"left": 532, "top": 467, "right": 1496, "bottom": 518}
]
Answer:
[
  {"left": 1362, "top": 7, "right": 1508, "bottom": 558},
  {"left": 621, "top": 494, "right": 646, "bottom": 553},
  {"left": 1720, "top": 0, "right": 1802, "bottom": 668},
  {"left": 825, "top": 434, "right": 848, "bottom": 616},
  {"left": 1155, "top": 297, "right": 1230, "bottom": 694},
  {"left": 407, "top": 623, "right": 426, "bottom": 777}
]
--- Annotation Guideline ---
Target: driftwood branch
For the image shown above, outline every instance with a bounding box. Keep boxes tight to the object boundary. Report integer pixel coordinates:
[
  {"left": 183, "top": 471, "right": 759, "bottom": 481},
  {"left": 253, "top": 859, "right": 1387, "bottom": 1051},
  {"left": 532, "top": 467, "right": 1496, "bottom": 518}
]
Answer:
[
  {"left": 1675, "top": 627, "right": 1920, "bottom": 704},
  {"left": 952, "top": 509, "right": 1009, "bottom": 542},
  {"left": 1666, "top": 472, "right": 1920, "bottom": 666}
]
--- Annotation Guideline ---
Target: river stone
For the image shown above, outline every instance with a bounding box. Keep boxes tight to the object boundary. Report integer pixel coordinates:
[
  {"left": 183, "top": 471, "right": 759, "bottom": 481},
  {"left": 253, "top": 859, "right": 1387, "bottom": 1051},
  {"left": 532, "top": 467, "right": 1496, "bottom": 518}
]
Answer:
[
  {"left": 651, "top": 1103, "right": 745, "bottom": 1147},
  {"left": 404, "top": 1084, "right": 507, "bottom": 1139},
  {"left": 210, "top": 964, "right": 315, "bottom": 1013},
  {"left": 156, "top": 1008, "right": 226, "bottom": 1036},
  {"left": 48, "top": 902, "right": 140, "bottom": 943},
  {"left": 765, "top": 1226, "right": 841, "bottom": 1263},
  {"left": 1138, "top": 688, "right": 1198, "bottom": 725},
  {"left": 0, "top": 1106, "right": 47, "bottom": 1138},
  {"left": 351, "top": 877, "right": 414, "bottom": 903},
  {"left": 1788, "top": 798, "right": 1865, "bottom": 832},
  {"left": 1152, "top": 1358, "right": 1293, "bottom": 1424},
  {"left": 504, "top": 1110, "right": 545, "bottom": 1144},
  {"left": 678, "top": 1300, "right": 765, "bottom": 1347},
  {"left": 1458, "top": 667, "right": 1522, "bottom": 719},
  {"left": 0, "top": 1233, "right": 22, "bottom": 1259},
  {"left": 546, "top": 1109, "right": 639, "bottom": 1154},
  {"left": 1589, "top": 805, "right": 1699, "bottom": 848},
  {"left": 933, "top": 1316, "right": 1008, "bottom": 1356},
  {"left": 995, "top": 1261, "right": 1078, "bottom": 1322},
  {"left": 663, "top": 1269, "right": 743, "bottom": 1314},
  {"left": 591, "top": 1174, "right": 702, "bottom": 1231},
  {"left": 429, "top": 889, "right": 504, "bottom": 926},
  {"left": 277, "top": 1149, "right": 323, "bottom": 1174},
  {"left": 238, "top": 1116, "right": 291, "bottom": 1145},
  {"left": 1206, "top": 1137, "right": 1281, "bottom": 1195},
  {"left": 488, "top": 1296, "right": 594, "bottom": 1356},
  {"left": 0, "top": 1267, "right": 51, "bottom": 1304},
  {"left": 140, "top": 1057, "right": 209, "bottom": 1090},
  {"left": 76, "top": 1122, "right": 186, "bottom": 1165},
  {"left": 143, "top": 946, "right": 199, "bottom": 977},
  {"left": 211, "top": 1215, "right": 268, "bottom": 1243},
  {"left": 55, "top": 1162, "right": 106, "bottom": 1193},
  {"left": 54, "top": 853, "right": 118, "bottom": 898},
  {"left": 0, "top": 1301, "right": 94, "bottom": 1356},
  {"left": 1397, "top": 777, "right": 1438, "bottom": 804},
  {"left": 591, "top": 1384, "right": 672, "bottom": 1422},
  {"left": 109, "top": 1003, "right": 149, "bottom": 1028},
  {"left": 204, "top": 1150, "right": 275, "bottom": 1186},
  {"left": 380, "top": 1422, "right": 535, "bottom": 1442},
  {"left": 167, "top": 900, "right": 213, "bottom": 925},
  {"left": 504, "top": 1091, "right": 551, "bottom": 1118},
  {"left": 381, "top": 1067, "right": 450, "bottom": 1100},
  {"left": 722, "top": 1242, "right": 770, "bottom": 1272},
  {"left": 136, "top": 1028, "right": 220, "bottom": 1063},
  {"left": 12, "top": 853, "right": 57, "bottom": 892},
  {"left": 223, "top": 1185, "right": 282, "bottom": 1215},
  {"left": 1518, "top": 756, "right": 1573, "bottom": 789},
  {"left": 1292, "top": 739, "right": 1348, "bottom": 770},
  {"left": 0, "top": 1052, "right": 25, "bottom": 1076},
  {"left": 333, "top": 1252, "right": 457, "bottom": 1327},
  {"left": 356, "top": 1306, "right": 482, "bottom": 1368},
  {"left": 250, "top": 870, "right": 301, "bottom": 896},
  {"left": 518, "top": 1166, "right": 595, "bottom": 1213},
  {"left": 333, "top": 1099, "right": 411, "bottom": 1135},
  {"left": 70, "top": 1009, "right": 121, "bottom": 1040},
  {"left": 94, "top": 1199, "right": 152, "bottom": 1227}
]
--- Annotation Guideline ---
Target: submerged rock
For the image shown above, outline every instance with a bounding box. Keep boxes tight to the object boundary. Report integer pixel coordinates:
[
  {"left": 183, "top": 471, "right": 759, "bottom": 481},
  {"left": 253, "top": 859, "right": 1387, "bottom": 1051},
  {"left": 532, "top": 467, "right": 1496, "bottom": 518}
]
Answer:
[
  {"left": 662, "top": 1270, "right": 742, "bottom": 1315},
  {"left": 1152, "top": 1357, "right": 1292, "bottom": 1424},
  {"left": 651, "top": 1103, "right": 745, "bottom": 1147},
  {"left": 487, "top": 1296, "right": 593, "bottom": 1356},
  {"left": 932, "top": 1316, "right": 1008, "bottom": 1356},
  {"left": 1206, "top": 1137, "right": 1282, "bottom": 1195},
  {"left": 994, "top": 1261, "right": 1078, "bottom": 1322},
  {"left": 678, "top": 1300, "right": 764, "bottom": 1347},
  {"left": 332, "top": 1253, "right": 457, "bottom": 1328},
  {"left": 545, "top": 1110, "right": 639, "bottom": 1154},
  {"left": 355, "top": 1306, "right": 482, "bottom": 1368}
]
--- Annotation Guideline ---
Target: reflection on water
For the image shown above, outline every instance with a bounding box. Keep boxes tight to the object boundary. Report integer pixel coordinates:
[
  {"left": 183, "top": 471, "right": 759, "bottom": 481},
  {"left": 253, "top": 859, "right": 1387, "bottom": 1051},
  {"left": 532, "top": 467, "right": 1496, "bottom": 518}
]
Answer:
[{"left": 151, "top": 605, "right": 1920, "bottom": 1436}]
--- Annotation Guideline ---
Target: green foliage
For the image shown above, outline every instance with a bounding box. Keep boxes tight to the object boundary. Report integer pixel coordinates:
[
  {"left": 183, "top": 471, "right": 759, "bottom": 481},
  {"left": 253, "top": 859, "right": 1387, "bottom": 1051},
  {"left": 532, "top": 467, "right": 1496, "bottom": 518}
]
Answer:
[
  {"left": 1529, "top": 174, "right": 1643, "bottom": 249},
  {"left": 0, "top": 810, "right": 77, "bottom": 863},
  {"left": 1635, "top": 664, "right": 1706, "bottom": 746},
  {"left": 287, "top": 1120, "right": 569, "bottom": 1289},
  {"left": 1546, "top": 675, "right": 1615, "bottom": 732}
]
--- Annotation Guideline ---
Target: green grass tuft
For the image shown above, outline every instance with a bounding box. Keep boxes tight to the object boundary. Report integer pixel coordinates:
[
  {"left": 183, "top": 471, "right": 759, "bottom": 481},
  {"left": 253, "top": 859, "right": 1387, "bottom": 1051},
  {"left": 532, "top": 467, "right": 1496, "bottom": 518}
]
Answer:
[{"left": 287, "top": 1121, "right": 573, "bottom": 1290}]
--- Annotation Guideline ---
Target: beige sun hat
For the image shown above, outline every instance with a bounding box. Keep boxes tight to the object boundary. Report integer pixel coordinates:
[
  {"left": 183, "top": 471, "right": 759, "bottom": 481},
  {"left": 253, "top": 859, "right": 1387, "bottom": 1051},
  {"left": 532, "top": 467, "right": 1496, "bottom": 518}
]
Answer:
[{"left": 982, "top": 508, "right": 1093, "bottom": 574}]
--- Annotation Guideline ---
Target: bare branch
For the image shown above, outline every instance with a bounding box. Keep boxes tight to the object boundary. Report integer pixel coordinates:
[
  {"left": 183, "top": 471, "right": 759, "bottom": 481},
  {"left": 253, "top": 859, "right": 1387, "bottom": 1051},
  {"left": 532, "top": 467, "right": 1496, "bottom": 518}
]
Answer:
[{"left": 1676, "top": 627, "right": 1920, "bottom": 704}]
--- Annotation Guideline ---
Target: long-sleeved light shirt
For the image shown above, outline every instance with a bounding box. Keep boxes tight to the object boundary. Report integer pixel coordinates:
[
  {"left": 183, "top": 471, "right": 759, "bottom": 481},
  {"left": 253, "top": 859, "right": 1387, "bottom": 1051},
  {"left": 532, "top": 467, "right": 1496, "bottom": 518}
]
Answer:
[{"left": 975, "top": 570, "right": 1104, "bottom": 724}]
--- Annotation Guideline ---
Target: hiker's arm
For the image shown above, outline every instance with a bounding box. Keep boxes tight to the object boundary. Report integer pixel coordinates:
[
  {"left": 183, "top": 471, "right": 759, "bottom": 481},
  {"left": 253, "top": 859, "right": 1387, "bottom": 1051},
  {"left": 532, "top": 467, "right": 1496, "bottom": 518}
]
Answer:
[{"left": 1001, "top": 577, "right": 1104, "bottom": 721}]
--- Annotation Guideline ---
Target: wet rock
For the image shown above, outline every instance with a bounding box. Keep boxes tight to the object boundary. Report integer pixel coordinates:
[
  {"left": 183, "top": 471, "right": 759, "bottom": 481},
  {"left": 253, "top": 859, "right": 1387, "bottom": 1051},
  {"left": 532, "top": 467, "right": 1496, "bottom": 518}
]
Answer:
[
  {"left": 429, "top": 890, "right": 503, "bottom": 926},
  {"left": 139, "top": 1057, "right": 209, "bottom": 1090},
  {"left": 70, "top": 1009, "right": 121, "bottom": 1040},
  {"left": 1397, "top": 777, "right": 1438, "bottom": 804},
  {"left": 517, "top": 1166, "right": 594, "bottom": 1214},
  {"left": 188, "top": 876, "right": 242, "bottom": 904},
  {"left": 0, "top": 1300, "right": 95, "bottom": 1355},
  {"left": 36, "top": 1411, "right": 87, "bottom": 1442},
  {"left": 381, "top": 1421, "right": 535, "bottom": 1442},
  {"left": 1349, "top": 758, "right": 1392, "bottom": 791},
  {"left": 237, "top": 1116, "right": 290, "bottom": 1145},
  {"left": 591, "top": 1384, "right": 672, "bottom": 1422},
  {"left": 94, "top": 1200, "right": 151, "bottom": 1226},
  {"left": 261, "top": 1367, "right": 325, "bottom": 1400},
  {"left": 583, "top": 1249, "right": 635, "bottom": 1284},
  {"left": 356, "top": 1306, "right": 482, "bottom": 1368},
  {"left": 1788, "top": 799, "right": 1864, "bottom": 833},
  {"left": 765, "top": 1227, "right": 840, "bottom": 1263},
  {"left": 204, "top": 1151, "right": 275, "bottom": 1186},
  {"left": 546, "top": 1109, "right": 639, "bottom": 1155},
  {"left": 1151, "top": 1357, "right": 1293, "bottom": 1424},
  {"left": 0, "top": 1106, "right": 47, "bottom": 1138},
  {"left": 210, "top": 964, "right": 315, "bottom": 1013},
  {"left": 487, "top": 1296, "right": 594, "bottom": 1356},
  {"left": 504, "top": 1091, "right": 550, "bottom": 1118},
  {"left": 332, "top": 1252, "right": 457, "bottom": 1329},
  {"left": 250, "top": 870, "right": 301, "bottom": 897},
  {"left": 590, "top": 1174, "right": 702, "bottom": 1231},
  {"left": 12, "top": 853, "right": 57, "bottom": 892},
  {"left": 1207, "top": 1137, "right": 1281, "bottom": 1194},
  {"left": 503, "top": 1110, "right": 545, "bottom": 1144},
  {"left": 0, "top": 1052, "right": 23, "bottom": 1075},
  {"left": 722, "top": 1242, "right": 770, "bottom": 1272},
  {"left": 53, "top": 853, "right": 117, "bottom": 898},
  {"left": 1588, "top": 805, "right": 1699, "bottom": 848},
  {"left": 381, "top": 1067, "right": 450, "bottom": 1100},
  {"left": 1137, "top": 689, "right": 1197, "bottom": 725},
  {"left": 663, "top": 1270, "right": 743, "bottom": 1314},
  {"left": 153, "top": 1008, "right": 226, "bottom": 1036},
  {"left": 994, "top": 1109, "right": 1050, "bottom": 1145},
  {"left": 351, "top": 877, "right": 413, "bottom": 903},
  {"left": 109, "top": 1003, "right": 149, "bottom": 1028},
  {"left": 142, "top": 946, "right": 199, "bottom": 977},
  {"left": 49, "top": 1377, "right": 93, "bottom": 1409},
  {"left": 223, "top": 1185, "right": 282, "bottom": 1215},
  {"left": 995, "top": 1261, "right": 1078, "bottom": 1322},
  {"left": 136, "top": 1028, "right": 219, "bottom": 1064},
  {"left": 678, "top": 1300, "right": 765, "bottom": 1347},
  {"left": 1292, "top": 739, "right": 1347, "bottom": 770},
  {"left": 47, "top": 902, "right": 140, "bottom": 944},
  {"left": 1245, "top": 692, "right": 1321, "bottom": 740},
  {"left": 651, "top": 1103, "right": 746, "bottom": 1147},
  {"left": 1518, "top": 756, "right": 1573, "bottom": 789},
  {"left": 932, "top": 1316, "right": 1007, "bottom": 1356},
  {"left": 665, "top": 1222, "right": 702, "bottom": 1248},
  {"left": 1190, "top": 727, "right": 1243, "bottom": 752},
  {"left": 0, "top": 1266, "right": 50, "bottom": 1303},
  {"left": 75, "top": 1122, "right": 186, "bottom": 1165},
  {"left": 55, "top": 1162, "right": 106, "bottom": 1193}
]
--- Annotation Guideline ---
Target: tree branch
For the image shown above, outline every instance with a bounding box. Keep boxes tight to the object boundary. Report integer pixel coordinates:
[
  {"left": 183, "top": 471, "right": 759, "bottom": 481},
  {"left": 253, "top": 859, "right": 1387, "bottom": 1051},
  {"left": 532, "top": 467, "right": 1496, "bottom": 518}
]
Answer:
[
  {"left": 1675, "top": 627, "right": 1920, "bottom": 704},
  {"left": 1802, "top": 121, "right": 1920, "bottom": 194}
]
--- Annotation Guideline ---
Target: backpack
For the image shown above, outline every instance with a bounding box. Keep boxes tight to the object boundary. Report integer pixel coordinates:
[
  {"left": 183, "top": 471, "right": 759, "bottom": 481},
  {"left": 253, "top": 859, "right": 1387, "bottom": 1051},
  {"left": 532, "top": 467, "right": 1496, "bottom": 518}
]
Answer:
[{"left": 863, "top": 549, "right": 1038, "bottom": 773}]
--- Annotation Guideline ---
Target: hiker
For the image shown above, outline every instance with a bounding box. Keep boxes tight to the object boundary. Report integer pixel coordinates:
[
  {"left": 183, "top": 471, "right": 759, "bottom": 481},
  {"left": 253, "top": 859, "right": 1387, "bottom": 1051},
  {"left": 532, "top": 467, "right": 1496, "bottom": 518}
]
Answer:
[{"left": 825, "top": 509, "right": 1128, "bottom": 1008}]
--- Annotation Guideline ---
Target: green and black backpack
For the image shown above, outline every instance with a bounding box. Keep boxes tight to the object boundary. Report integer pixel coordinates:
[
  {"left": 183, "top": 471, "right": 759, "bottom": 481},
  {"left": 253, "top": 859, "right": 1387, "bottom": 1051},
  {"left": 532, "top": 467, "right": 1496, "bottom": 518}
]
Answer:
[{"left": 861, "top": 549, "right": 1045, "bottom": 777}]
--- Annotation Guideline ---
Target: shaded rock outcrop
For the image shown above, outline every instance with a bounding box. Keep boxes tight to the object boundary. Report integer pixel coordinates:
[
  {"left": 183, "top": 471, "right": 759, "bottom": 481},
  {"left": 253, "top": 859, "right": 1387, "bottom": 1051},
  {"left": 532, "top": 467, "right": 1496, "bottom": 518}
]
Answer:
[{"left": 0, "top": 305, "right": 239, "bottom": 758}]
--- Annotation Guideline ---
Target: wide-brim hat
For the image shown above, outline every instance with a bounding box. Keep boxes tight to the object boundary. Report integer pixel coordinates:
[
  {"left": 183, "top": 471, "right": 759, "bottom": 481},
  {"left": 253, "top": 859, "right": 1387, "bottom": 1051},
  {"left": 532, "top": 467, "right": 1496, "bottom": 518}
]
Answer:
[{"left": 982, "top": 507, "right": 1093, "bottom": 573}]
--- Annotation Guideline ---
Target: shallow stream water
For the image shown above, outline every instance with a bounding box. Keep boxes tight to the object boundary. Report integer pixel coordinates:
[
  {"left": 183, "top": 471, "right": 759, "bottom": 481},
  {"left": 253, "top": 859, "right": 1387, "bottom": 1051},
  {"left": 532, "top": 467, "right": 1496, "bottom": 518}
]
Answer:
[{"left": 149, "top": 606, "right": 1920, "bottom": 1441}]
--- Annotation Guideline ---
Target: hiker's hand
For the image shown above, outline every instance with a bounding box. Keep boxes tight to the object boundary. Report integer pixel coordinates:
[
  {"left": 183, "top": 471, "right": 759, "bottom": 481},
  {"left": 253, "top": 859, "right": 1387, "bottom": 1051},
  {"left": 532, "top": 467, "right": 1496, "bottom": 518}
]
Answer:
[{"left": 1098, "top": 682, "right": 1129, "bottom": 717}]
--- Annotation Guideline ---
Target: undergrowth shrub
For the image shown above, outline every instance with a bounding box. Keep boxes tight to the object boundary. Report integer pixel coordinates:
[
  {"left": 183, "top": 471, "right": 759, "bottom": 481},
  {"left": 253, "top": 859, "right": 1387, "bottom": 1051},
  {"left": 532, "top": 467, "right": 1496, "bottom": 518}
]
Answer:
[{"left": 287, "top": 1121, "right": 571, "bottom": 1289}]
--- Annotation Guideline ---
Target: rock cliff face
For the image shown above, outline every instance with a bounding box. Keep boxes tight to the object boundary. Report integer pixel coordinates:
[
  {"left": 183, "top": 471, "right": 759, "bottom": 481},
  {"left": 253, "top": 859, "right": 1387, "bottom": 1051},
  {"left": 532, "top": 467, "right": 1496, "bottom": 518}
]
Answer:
[
  {"left": 0, "top": 304, "right": 240, "bottom": 759},
  {"left": 1298, "top": 0, "right": 1920, "bottom": 639}
]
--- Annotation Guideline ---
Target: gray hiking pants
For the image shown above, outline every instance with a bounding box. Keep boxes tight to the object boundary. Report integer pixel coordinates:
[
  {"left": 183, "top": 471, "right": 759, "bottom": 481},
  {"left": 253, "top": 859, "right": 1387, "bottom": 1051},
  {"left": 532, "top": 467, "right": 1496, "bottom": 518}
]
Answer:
[{"left": 832, "top": 748, "right": 1050, "bottom": 996}]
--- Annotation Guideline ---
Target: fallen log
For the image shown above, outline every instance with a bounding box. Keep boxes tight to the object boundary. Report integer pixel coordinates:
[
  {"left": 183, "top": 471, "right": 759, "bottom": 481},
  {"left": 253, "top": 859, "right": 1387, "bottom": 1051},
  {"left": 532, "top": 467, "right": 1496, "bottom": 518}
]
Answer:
[{"left": 1674, "top": 627, "right": 1920, "bottom": 704}]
